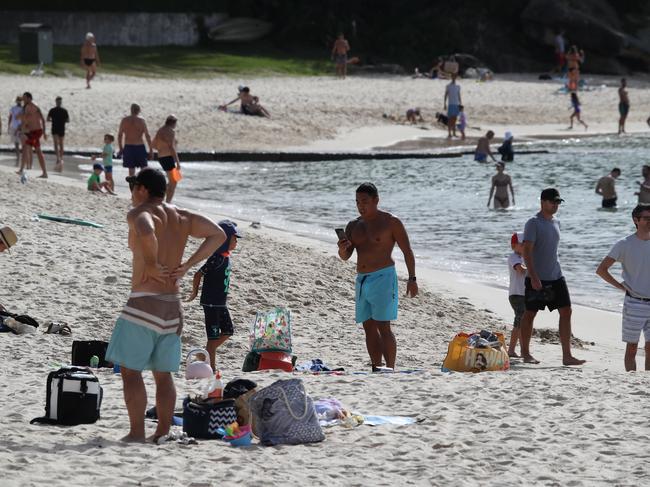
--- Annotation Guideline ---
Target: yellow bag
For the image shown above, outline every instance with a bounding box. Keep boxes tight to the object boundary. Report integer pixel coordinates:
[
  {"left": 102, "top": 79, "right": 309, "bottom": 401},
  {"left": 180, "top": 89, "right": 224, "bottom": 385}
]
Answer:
[{"left": 442, "top": 332, "right": 510, "bottom": 373}]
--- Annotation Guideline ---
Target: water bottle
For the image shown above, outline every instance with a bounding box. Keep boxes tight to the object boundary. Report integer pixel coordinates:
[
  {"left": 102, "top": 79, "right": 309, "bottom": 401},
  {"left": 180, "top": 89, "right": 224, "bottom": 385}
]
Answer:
[
  {"left": 89, "top": 355, "right": 100, "bottom": 368},
  {"left": 208, "top": 370, "right": 224, "bottom": 400}
]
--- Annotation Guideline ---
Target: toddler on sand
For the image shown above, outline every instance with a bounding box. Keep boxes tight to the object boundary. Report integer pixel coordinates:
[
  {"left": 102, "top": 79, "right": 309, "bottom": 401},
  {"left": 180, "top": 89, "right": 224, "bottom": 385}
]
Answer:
[
  {"left": 92, "top": 134, "right": 115, "bottom": 191},
  {"left": 87, "top": 163, "right": 115, "bottom": 195},
  {"left": 507, "top": 232, "right": 526, "bottom": 357}
]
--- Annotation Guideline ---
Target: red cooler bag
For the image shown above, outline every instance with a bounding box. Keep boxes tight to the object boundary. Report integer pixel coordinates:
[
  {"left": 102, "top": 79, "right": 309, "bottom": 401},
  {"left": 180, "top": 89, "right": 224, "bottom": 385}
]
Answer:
[{"left": 258, "top": 352, "right": 293, "bottom": 372}]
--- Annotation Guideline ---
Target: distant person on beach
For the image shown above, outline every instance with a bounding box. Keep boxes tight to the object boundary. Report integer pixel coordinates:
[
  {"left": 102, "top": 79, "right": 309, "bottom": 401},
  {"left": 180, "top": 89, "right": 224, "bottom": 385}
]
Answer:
[
  {"left": 430, "top": 57, "right": 444, "bottom": 79},
  {"left": 636, "top": 165, "right": 650, "bottom": 204},
  {"left": 118, "top": 103, "right": 153, "bottom": 177},
  {"left": 7, "top": 96, "right": 22, "bottom": 166},
  {"left": 47, "top": 96, "right": 69, "bottom": 172},
  {"left": 618, "top": 78, "right": 629, "bottom": 135},
  {"left": 566, "top": 45, "right": 584, "bottom": 92},
  {"left": 443, "top": 74, "right": 462, "bottom": 138},
  {"left": 80, "top": 32, "right": 100, "bottom": 89},
  {"left": 187, "top": 220, "right": 241, "bottom": 371},
  {"left": 98, "top": 133, "right": 115, "bottom": 191},
  {"left": 331, "top": 33, "right": 351, "bottom": 79},
  {"left": 507, "top": 232, "right": 526, "bottom": 358},
  {"left": 337, "top": 182, "right": 418, "bottom": 371},
  {"left": 457, "top": 105, "right": 467, "bottom": 140},
  {"left": 406, "top": 108, "right": 423, "bottom": 123},
  {"left": 519, "top": 188, "right": 585, "bottom": 366},
  {"left": 497, "top": 131, "right": 514, "bottom": 162},
  {"left": 474, "top": 130, "right": 496, "bottom": 162},
  {"left": 0, "top": 225, "right": 18, "bottom": 310},
  {"left": 487, "top": 162, "right": 515, "bottom": 209},
  {"left": 568, "top": 92, "right": 588, "bottom": 130},
  {"left": 219, "top": 86, "right": 270, "bottom": 118},
  {"left": 596, "top": 204, "right": 650, "bottom": 371},
  {"left": 87, "top": 163, "right": 116, "bottom": 195},
  {"left": 17, "top": 92, "right": 47, "bottom": 178},
  {"left": 106, "top": 167, "right": 226, "bottom": 443},
  {"left": 553, "top": 29, "right": 566, "bottom": 73},
  {"left": 153, "top": 115, "right": 181, "bottom": 203},
  {"left": 595, "top": 168, "right": 621, "bottom": 208}
]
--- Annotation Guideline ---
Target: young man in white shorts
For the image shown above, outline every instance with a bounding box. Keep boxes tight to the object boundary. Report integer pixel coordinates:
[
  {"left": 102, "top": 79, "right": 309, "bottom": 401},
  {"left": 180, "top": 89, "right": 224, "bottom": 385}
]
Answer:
[{"left": 597, "top": 204, "right": 650, "bottom": 371}]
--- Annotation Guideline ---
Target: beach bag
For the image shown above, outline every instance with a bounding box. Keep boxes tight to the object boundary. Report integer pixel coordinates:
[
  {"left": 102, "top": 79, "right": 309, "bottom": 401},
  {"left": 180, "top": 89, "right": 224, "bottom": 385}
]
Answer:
[
  {"left": 442, "top": 332, "right": 510, "bottom": 373},
  {"left": 71, "top": 340, "right": 112, "bottom": 368},
  {"left": 249, "top": 378, "right": 324, "bottom": 446},
  {"left": 249, "top": 307, "right": 292, "bottom": 353},
  {"left": 182, "top": 396, "right": 237, "bottom": 439},
  {"left": 30, "top": 366, "right": 103, "bottom": 425},
  {"left": 257, "top": 351, "right": 294, "bottom": 372},
  {"left": 0, "top": 310, "right": 39, "bottom": 334}
]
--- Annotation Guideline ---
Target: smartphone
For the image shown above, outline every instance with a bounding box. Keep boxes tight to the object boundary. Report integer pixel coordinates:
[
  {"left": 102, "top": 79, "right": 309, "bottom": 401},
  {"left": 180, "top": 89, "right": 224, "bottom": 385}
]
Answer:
[{"left": 335, "top": 228, "right": 347, "bottom": 241}]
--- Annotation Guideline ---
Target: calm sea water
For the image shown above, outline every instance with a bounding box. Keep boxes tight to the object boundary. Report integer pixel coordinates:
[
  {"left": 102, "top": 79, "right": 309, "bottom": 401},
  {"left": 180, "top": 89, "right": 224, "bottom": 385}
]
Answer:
[{"left": 171, "top": 135, "right": 647, "bottom": 312}]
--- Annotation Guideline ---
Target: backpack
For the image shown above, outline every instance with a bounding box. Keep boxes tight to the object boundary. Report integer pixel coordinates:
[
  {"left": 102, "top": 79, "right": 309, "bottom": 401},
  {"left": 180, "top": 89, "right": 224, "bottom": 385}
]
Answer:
[{"left": 30, "top": 366, "right": 103, "bottom": 425}]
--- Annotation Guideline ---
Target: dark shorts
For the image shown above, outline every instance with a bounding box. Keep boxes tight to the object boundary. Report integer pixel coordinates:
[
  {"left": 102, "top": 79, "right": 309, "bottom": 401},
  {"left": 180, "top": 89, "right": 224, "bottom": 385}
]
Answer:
[
  {"left": 602, "top": 197, "right": 617, "bottom": 208},
  {"left": 158, "top": 156, "right": 175, "bottom": 172},
  {"left": 203, "top": 306, "right": 234, "bottom": 340},
  {"left": 52, "top": 130, "right": 65, "bottom": 137},
  {"left": 509, "top": 295, "right": 525, "bottom": 328},
  {"left": 524, "top": 277, "right": 571, "bottom": 312},
  {"left": 104, "top": 165, "right": 113, "bottom": 174},
  {"left": 619, "top": 102, "right": 630, "bottom": 117},
  {"left": 335, "top": 54, "right": 348, "bottom": 65},
  {"left": 84, "top": 58, "right": 96, "bottom": 66},
  {"left": 122, "top": 144, "right": 148, "bottom": 169}
]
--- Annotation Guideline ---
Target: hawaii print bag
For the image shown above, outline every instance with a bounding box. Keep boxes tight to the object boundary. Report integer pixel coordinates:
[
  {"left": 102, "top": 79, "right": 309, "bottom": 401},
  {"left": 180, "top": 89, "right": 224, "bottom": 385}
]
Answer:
[{"left": 249, "top": 307, "right": 292, "bottom": 353}]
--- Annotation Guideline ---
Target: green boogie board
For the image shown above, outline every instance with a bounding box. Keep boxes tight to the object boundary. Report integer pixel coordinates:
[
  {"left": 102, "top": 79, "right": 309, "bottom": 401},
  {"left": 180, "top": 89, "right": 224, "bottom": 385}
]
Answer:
[{"left": 38, "top": 214, "right": 104, "bottom": 228}]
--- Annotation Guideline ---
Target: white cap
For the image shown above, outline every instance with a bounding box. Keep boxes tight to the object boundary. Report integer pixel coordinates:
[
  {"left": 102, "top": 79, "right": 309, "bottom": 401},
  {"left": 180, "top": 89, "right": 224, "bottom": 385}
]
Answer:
[{"left": 505, "top": 131, "right": 513, "bottom": 140}]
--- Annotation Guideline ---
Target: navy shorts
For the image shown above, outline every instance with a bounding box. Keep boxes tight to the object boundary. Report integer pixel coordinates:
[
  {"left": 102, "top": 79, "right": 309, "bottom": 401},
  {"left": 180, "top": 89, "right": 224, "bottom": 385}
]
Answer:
[
  {"left": 158, "top": 156, "right": 175, "bottom": 172},
  {"left": 104, "top": 165, "right": 113, "bottom": 174},
  {"left": 122, "top": 144, "right": 148, "bottom": 169},
  {"left": 203, "top": 306, "right": 234, "bottom": 339}
]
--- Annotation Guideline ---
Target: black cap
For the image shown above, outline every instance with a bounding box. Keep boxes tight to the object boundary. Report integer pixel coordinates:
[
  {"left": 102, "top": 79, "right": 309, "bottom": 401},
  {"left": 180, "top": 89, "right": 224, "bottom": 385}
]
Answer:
[
  {"left": 540, "top": 188, "right": 564, "bottom": 202},
  {"left": 126, "top": 167, "right": 166, "bottom": 198}
]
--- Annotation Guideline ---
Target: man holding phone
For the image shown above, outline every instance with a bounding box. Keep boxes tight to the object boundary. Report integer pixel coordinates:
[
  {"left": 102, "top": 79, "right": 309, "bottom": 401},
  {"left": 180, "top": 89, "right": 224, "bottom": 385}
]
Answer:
[
  {"left": 337, "top": 182, "right": 418, "bottom": 371},
  {"left": 519, "top": 188, "right": 585, "bottom": 366}
]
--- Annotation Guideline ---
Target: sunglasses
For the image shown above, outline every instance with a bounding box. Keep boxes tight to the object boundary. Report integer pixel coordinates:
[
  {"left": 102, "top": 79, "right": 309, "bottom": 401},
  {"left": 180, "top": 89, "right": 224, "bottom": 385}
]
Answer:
[{"left": 128, "top": 182, "right": 141, "bottom": 191}]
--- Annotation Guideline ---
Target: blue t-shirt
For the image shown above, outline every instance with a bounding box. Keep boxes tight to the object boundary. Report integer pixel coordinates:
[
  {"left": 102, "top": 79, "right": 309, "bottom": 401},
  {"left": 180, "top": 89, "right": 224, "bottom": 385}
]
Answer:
[
  {"left": 523, "top": 212, "right": 563, "bottom": 281},
  {"left": 199, "top": 253, "right": 231, "bottom": 307}
]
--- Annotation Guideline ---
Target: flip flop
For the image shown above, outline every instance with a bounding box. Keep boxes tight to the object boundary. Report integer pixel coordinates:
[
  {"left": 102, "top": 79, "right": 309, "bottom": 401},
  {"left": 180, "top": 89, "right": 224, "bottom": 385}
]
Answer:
[{"left": 45, "top": 322, "right": 72, "bottom": 335}]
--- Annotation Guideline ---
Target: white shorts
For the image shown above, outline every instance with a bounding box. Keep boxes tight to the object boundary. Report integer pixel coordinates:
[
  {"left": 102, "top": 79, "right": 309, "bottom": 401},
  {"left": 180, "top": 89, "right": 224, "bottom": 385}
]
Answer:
[{"left": 622, "top": 295, "right": 650, "bottom": 343}]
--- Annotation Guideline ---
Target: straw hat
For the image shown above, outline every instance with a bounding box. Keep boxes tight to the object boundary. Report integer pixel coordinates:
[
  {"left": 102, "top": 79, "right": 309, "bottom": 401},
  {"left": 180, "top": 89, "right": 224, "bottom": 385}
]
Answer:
[{"left": 0, "top": 226, "right": 18, "bottom": 252}]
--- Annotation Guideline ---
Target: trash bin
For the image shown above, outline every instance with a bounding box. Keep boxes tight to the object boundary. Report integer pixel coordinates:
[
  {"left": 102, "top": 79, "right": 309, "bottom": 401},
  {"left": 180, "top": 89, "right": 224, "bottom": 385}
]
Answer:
[{"left": 18, "top": 23, "right": 53, "bottom": 64}]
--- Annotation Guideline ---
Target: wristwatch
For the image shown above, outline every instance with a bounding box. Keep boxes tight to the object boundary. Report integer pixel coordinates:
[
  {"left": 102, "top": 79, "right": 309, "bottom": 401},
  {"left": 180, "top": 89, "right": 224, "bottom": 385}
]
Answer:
[{"left": 408, "top": 276, "right": 417, "bottom": 282}]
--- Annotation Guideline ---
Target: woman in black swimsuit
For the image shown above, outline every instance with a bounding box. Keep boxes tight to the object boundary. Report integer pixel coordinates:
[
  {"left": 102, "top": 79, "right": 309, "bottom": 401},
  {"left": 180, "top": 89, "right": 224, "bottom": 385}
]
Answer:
[{"left": 487, "top": 162, "right": 515, "bottom": 209}]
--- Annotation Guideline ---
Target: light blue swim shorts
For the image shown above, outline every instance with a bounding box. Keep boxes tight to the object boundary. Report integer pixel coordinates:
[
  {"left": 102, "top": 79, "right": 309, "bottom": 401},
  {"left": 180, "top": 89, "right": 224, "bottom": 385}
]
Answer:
[
  {"left": 447, "top": 104, "right": 460, "bottom": 118},
  {"left": 355, "top": 265, "right": 399, "bottom": 324}
]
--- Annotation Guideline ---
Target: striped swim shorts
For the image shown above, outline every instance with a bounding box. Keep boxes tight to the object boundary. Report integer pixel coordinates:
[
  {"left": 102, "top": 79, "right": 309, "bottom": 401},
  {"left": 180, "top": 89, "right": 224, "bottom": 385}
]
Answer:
[{"left": 622, "top": 294, "right": 650, "bottom": 344}]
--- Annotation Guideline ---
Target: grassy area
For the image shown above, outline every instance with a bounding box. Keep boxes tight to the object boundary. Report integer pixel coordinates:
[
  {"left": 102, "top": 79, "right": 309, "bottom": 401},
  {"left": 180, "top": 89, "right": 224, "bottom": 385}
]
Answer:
[{"left": 0, "top": 43, "right": 332, "bottom": 78}]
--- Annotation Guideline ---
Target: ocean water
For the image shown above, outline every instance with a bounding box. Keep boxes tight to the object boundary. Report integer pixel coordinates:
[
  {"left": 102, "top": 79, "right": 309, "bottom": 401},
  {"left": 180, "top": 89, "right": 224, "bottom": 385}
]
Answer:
[{"left": 172, "top": 135, "right": 646, "bottom": 313}]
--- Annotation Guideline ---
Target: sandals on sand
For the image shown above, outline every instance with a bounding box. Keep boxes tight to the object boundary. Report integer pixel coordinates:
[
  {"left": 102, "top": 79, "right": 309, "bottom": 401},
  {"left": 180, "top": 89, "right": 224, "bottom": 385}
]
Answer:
[{"left": 45, "top": 322, "right": 72, "bottom": 336}]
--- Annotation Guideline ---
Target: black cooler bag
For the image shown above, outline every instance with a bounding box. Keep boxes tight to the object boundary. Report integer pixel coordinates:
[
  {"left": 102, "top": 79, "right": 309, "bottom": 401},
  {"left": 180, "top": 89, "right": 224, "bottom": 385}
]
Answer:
[
  {"left": 182, "top": 396, "right": 237, "bottom": 439},
  {"left": 71, "top": 340, "right": 112, "bottom": 368}
]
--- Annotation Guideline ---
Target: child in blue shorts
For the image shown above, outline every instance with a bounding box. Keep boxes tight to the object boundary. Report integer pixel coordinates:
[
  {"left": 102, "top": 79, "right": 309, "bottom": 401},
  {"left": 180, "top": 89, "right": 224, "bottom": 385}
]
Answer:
[{"left": 187, "top": 220, "right": 241, "bottom": 371}]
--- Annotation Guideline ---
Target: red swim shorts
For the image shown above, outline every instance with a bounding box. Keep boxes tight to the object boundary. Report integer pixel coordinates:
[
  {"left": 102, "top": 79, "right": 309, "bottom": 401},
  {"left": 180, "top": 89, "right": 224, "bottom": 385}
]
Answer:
[{"left": 25, "top": 129, "right": 43, "bottom": 148}]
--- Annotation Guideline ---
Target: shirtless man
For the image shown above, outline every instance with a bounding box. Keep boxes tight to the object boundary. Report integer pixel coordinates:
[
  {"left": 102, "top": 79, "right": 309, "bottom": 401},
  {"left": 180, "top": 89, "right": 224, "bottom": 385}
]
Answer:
[
  {"left": 474, "top": 130, "right": 496, "bottom": 163},
  {"left": 636, "top": 165, "right": 650, "bottom": 204},
  {"left": 17, "top": 92, "right": 47, "bottom": 178},
  {"left": 118, "top": 104, "right": 153, "bottom": 177},
  {"left": 80, "top": 33, "right": 100, "bottom": 89},
  {"left": 487, "top": 162, "right": 515, "bottom": 209},
  {"left": 152, "top": 115, "right": 181, "bottom": 203},
  {"left": 595, "top": 168, "right": 621, "bottom": 208},
  {"left": 618, "top": 78, "right": 629, "bottom": 135},
  {"left": 338, "top": 183, "right": 418, "bottom": 371},
  {"left": 331, "top": 33, "right": 350, "bottom": 79},
  {"left": 219, "top": 86, "right": 270, "bottom": 118},
  {"left": 106, "top": 168, "right": 226, "bottom": 443}
]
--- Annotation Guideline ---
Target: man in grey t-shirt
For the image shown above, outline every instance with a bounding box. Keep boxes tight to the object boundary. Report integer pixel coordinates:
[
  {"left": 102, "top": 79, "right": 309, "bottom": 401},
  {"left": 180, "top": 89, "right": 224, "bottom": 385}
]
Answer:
[
  {"left": 519, "top": 188, "right": 585, "bottom": 366},
  {"left": 596, "top": 204, "right": 650, "bottom": 371},
  {"left": 443, "top": 74, "right": 461, "bottom": 138}
]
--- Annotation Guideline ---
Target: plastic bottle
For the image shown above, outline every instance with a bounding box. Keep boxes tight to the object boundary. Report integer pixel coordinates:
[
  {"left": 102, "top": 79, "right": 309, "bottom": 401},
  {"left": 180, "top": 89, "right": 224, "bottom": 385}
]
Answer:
[
  {"left": 90, "top": 355, "right": 100, "bottom": 368},
  {"left": 208, "top": 370, "right": 223, "bottom": 400}
]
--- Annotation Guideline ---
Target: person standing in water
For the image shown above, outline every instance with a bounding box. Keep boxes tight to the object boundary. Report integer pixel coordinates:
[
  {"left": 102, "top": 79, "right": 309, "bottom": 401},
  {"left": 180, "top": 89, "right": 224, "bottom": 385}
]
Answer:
[
  {"left": 618, "top": 78, "right": 630, "bottom": 135},
  {"left": 487, "top": 162, "right": 515, "bottom": 209},
  {"left": 595, "top": 168, "right": 621, "bottom": 208},
  {"left": 636, "top": 165, "right": 650, "bottom": 204},
  {"left": 118, "top": 103, "right": 153, "bottom": 177},
  {"left": 80, "top": 32, "right": 100, "bottom": 89}
]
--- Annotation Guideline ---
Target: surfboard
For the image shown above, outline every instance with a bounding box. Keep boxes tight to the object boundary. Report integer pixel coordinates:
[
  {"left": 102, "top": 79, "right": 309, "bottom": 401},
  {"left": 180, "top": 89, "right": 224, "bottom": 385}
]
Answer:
[{"left": 37, "top": 214, "right": 104, "bottom": 228}]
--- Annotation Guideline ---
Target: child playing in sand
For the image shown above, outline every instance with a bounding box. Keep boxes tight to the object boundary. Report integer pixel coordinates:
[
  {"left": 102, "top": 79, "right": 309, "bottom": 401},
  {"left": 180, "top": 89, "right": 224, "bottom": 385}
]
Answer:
[
  {"left": 187, "top": 220, "right": 241, "bottom": 371},
  {"left": 457, "top": 105, "right": 467, "bottom": 140},
  {"left": 87, "top": 163, "right": 116, "bottom": 194},
  {"left": 569, "top": 92, "right": 588, "bottom": 130},
  {"left": 406, "top": 108, "right": 423, "bottom": 123},
  {"left": 507, "top": 232, "right": 526, "bottom": 358}
]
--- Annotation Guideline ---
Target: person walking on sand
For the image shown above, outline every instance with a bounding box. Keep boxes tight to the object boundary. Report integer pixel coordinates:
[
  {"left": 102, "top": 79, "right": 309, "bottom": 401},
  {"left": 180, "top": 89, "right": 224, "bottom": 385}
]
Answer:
[
  {"left": 519, "top": 188, "right": 585, "bottom": 366},
  {"left": 475, "top": 130, "right": 496, "bottom": 163},
  {"left": 569, "top": 92, "right": 588, "bottom": 130},
  {"left": 443, "top": 74, "right": 462, "bottom": 138},
  {"left": 331, "top": 33, "right": 351, "bottom": 79},
  {"left": 47, "top": 96, "right": 69, "bottom": 172},
  {"left": 17, "top": 92, "right": 47, "bottom": 178},
  {"left": 595, "top": 167, "right": 621, "bottom": 208},
  {"left": 105, "top": 168, "right": 226, "bottom": 443},
  {"left": 153, "top": 115, "right": 181, "bottom": 203},
  {"left": 80, "top": 32, "right": 100, "bottom": 89},
  {"left": 635, "top": 165, "right": 650, "bottom": 204},
  {"left": 7, "top": 96, "right": 22, "bottom": 166},
  {"left": 118, "top": 103, "right": 153, "bottom": 177},
  {"left": 337, "top": 182, "right": 418, "bottom": 371},
  {"left": 487, "top": 162, "right": 515, "bottom": 209},
  {"left": 597, "top": 205, "right": 650, "bottom": 371},
  {"left": 618, "top": 78, "right": 630, "bottom": 135}
]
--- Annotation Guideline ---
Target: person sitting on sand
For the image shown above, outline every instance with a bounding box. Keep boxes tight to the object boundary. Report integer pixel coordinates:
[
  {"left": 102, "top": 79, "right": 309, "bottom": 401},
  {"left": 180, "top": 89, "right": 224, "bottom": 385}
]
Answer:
[
  {"left": 487, "top": 162, "right": 515, "bottom": 209},
  {"left": 635, "top": 165, "right": 650, "bottom": 204},
  {"left": 595, "top": 168, "right": 620, "bottom": 208},
  {"left": 337, "top": 182, "right": 418, "bottom": 371},
  {"left": 0, "top": 225, "right": 18, "bottom": 311},
  {"left": 596, "top": 205, "right": 650, "bottom": 371},
  {"left": 219, "top": 86, "right": 270, "bottom": 118},
  {"left": 429, "top": 57, "right": 444, "bottom": 79},
  {"left": 105, "top": 168, "right": 226, "bottom": 443},
  {"left": 569, "top": 92, "right": 588, "bottom": 130},
  {"left": 475, "top": 130, "right": 496, "bottom": 162},
  {"left": 187, "top": 220, "right": 241, "bottom": 372},
  {"left": 507, "top": 232, "right": 526, "bottom": 358},
  {"left": 497, "top": 131, "right": 514, "bottom": 162},
  {"left": 406, "top": 108, "right": 423, "bottom": 124},
  {"left": 87, "top": 163, "right": 116, "bottom": 195}
]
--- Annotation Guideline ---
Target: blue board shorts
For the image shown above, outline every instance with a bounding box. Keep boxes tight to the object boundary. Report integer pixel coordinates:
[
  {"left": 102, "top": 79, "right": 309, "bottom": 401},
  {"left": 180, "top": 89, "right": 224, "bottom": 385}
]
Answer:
[
  {"left": 447, "top": 104, "right": 460, "bottom": 118},
  {"left": 355, "top": 265, "right": 399, "bottom": 323},
  {"left": 474, "top": 152, "right": 487, "bottom": 162},
  {"left": 122, "top": 144, "right": 148, "bottom": 169},
  {"left": 106, "top": 293, "right": 183, "bottom": 372}
]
